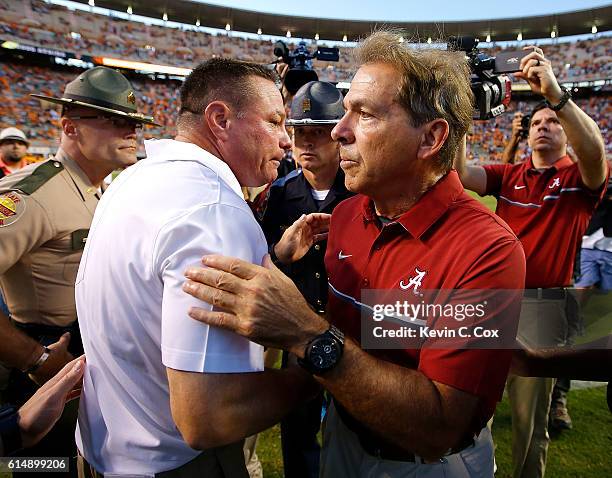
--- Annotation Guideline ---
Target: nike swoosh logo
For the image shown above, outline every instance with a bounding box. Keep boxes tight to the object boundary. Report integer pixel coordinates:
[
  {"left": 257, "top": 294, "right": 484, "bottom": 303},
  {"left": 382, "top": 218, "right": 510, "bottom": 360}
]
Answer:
[
  {"left": 514, "top": 185, "right": 526, "bottom": 190},
  {"left": 338, "top": 251, "right": 352, "bottom": 260}
]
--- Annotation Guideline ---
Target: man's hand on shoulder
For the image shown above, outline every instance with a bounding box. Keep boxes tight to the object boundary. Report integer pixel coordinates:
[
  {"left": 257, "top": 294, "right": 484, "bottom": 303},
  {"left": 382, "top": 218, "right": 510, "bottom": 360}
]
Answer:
[{"left": 183, "top": 254, "right": 328, "bottom": 357}]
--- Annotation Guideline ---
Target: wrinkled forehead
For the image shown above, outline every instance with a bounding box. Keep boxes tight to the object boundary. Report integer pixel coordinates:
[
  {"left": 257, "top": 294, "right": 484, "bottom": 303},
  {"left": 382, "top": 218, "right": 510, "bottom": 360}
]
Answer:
[
  {"left": 531, "top": 107, "right": 558, "bottom": 123},
  {"left": 346, "top": 64, "right": 400, "bottom": 105}
]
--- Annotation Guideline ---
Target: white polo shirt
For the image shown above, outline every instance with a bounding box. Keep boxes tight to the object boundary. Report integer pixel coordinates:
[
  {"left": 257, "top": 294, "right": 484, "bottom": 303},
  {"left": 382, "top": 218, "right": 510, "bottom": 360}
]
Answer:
[{"left": 75, "top": 139, "right": 266, "bottom": 475}]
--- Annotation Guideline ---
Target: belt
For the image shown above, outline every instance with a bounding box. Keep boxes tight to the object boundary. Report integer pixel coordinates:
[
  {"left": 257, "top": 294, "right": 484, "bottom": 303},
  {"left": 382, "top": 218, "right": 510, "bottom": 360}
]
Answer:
[
  {"left": 523, "top": 288, "right": 567, "bottom": 300},
  {"left": 13, "top": 320, "right": 77, "bottom": 337},
  {"left": 357, "top": 430, "right": 475, "bottom": 462},
  {"left": 12, "top": 319, "right": 83, "bottom": 356},
  {"left": 336, "top": 402, "right": 475, "bottom": 462},
  {"left": 78, "top": 442, "right": 248, "bottom": 477}
]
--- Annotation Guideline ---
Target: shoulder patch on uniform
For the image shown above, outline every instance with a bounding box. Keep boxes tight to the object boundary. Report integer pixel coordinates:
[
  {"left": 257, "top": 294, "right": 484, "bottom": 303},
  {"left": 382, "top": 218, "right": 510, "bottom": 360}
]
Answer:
[
  {"left": 0, "top": 191, "right": 26, "bottom": 227},
  {"left": 271, "top": 168, "right": 302, "bottom": 188},
  {"left": 12, "top": 160, "right": 64, "bottom": 195}
]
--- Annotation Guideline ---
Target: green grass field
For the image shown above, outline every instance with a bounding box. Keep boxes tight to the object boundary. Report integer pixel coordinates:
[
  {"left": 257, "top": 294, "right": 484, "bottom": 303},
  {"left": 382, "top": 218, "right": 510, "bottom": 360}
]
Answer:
[
  {"left": 467, "top": 190, "right": 498, "bottom": 212},
  {"left": 257, "top": 385, "right": 611, "bottom": 478}
]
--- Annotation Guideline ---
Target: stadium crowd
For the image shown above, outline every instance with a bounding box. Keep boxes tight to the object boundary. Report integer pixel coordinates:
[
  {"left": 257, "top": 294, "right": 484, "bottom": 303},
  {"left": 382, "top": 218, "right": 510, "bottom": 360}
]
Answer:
[
  {"left": 1, "top": 59, "right": 610, "bottom": 163},
  {"left": 1, "top": 0, "right": 611, "bottom": 162},
  {"left": 0, "top": 61, "right": 178, "bottom": 152},
  {"left": 469, "top": 96, "right": 612, "bottom": 163},
  {"left": 0, "top": 0, "right": 611, "bottom": 83}
]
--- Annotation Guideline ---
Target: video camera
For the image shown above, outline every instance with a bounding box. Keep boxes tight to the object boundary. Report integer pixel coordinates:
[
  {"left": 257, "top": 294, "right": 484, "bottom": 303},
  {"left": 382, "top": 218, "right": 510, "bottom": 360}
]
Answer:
[
  {"left": 273, "top": 40, "right": 339, "bottom": 94},
  {"left": 448, "top": 37, "right": 534, "bottom": 120}
]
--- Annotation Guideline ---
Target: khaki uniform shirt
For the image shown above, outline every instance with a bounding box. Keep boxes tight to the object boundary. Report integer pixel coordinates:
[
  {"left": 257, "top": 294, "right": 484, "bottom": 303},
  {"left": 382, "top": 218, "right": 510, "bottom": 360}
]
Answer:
[{"left": 0, "top": 150, "right": 98, "bottom": 327}]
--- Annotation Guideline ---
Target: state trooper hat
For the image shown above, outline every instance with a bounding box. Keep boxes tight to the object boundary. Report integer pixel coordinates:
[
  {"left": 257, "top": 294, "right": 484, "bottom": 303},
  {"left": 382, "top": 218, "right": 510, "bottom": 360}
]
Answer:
[
  {"left": 31, "top": 66, "right": 159, "bottom": 126},
  {"left": 286, "top": 81, "right": 345, "bottom": 126}
]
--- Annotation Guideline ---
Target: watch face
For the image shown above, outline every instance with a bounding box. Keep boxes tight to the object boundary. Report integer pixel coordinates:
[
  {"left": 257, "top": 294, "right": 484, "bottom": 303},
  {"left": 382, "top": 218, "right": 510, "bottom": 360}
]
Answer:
[{"left": 309, "top": 337, "right": 340, "bottom": 371}]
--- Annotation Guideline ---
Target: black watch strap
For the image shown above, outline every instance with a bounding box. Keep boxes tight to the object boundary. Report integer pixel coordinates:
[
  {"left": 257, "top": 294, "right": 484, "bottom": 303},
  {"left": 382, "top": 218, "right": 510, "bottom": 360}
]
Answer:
[
  {"left": 269, "top": 243, "right": 283, "bottom": 267},
  {"left": 0, "top": 405, "right": 23, "bottom": 456},
  {"left": 546, "top": 86, "right": 571, "bottom": 112}
]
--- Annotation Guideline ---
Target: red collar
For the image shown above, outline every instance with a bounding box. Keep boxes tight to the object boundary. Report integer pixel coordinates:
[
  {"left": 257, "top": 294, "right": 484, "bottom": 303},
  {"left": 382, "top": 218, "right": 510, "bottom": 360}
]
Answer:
[
  {"left": 359, "top": 170, "right": 464, "bottom": 239},
  {"left": 0, "top": 157, "right": 27, "bottom": 175},
  {"left": 0, "top": 158, "right": 12, "bottom": 176},
  {"left": 526, "top": 155, "right": 573, "bottom": 173}
]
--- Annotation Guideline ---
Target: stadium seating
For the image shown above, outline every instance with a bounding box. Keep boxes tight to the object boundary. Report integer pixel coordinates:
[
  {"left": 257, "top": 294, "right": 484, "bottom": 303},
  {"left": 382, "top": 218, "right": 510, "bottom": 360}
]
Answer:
[
  {"left": 0, "top": 0, "right": 609, "bottom": 161},
  {"left": 1, "top": 0, "right": 610, "bottom": 83}
]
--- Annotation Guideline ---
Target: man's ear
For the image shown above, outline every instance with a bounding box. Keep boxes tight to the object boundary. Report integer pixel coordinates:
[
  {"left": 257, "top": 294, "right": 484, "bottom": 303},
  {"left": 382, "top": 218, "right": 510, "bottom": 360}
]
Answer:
[
  {"left": 204, "top": 101, "right": 232, "bottom": 141},
  {"left": 417, "top": 118, "right": 449, "bottom": 161},
  {"left": 60, "top": 117, "right": 77, "bottom": 137}
]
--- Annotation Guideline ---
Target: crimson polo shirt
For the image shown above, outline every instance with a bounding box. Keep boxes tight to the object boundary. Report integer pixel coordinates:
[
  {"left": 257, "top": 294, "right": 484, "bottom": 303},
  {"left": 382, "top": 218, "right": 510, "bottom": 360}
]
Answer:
[
  {"left": 324, "top": 170, "right": 526, "bottom": 429},
  {"left": 0, "top": 157, "right": 27, "bottom": 177},
  {"left": 0, "top": 158, "right": 13, "bottom": 177},
  {"left": 483, "top": 156, "right": 608, "bottom": 288}
]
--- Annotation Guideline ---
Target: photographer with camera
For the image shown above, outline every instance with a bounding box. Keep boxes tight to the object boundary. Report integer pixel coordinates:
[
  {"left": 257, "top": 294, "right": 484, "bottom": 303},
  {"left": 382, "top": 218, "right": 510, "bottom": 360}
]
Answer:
[
  {"left": 502, "top": 112, "right": 528, "bottom": 164},
  {"left": 455, "top": 46, "right": 608, "bottom": 478}
]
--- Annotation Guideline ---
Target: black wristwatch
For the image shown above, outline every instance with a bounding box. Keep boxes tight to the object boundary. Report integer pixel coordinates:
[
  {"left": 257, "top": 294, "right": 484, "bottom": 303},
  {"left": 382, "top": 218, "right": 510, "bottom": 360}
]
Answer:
[
  {"left": 0, "top": 405, "right": 23, "bottom": 456},
  {"left": 298, "top": 325, "right": 345, "bottom": 375},
  {"left": 546, "top": 85, "right": 572, "bottom": 111},
  {"left": 269, "top": 243, "right": 283, "bottom": 268}
]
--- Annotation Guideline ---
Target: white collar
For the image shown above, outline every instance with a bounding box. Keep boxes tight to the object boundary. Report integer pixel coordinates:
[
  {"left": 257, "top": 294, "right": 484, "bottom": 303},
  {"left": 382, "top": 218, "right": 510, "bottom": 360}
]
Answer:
[{"left": 144, "top": 139, "right": 243, "bottom": 198}]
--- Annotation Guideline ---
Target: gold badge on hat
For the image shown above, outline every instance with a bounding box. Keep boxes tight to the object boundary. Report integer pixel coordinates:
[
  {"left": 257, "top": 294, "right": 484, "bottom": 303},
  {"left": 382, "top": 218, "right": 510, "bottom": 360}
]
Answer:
[
  {"left": 127, "top": 92, "right": 136, "bottom": 104},
  {"left": 302, "top": 98, "right": 311, "bottom": 113}
]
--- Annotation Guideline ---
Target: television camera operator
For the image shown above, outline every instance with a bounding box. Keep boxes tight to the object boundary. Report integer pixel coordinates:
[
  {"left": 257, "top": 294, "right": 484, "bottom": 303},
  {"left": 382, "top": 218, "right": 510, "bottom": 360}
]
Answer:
[{"left": 455, "top": 46, "right": 608, "bottom": 478}]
